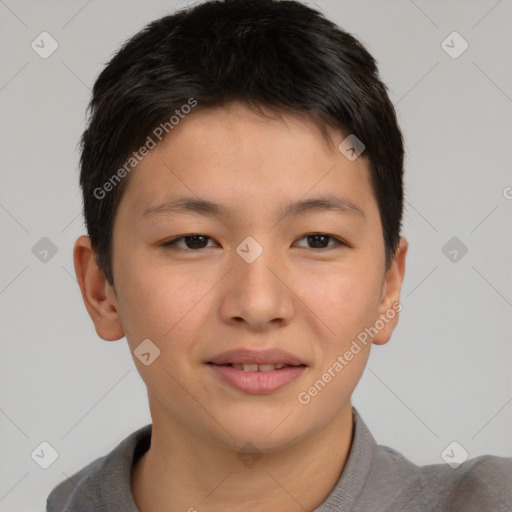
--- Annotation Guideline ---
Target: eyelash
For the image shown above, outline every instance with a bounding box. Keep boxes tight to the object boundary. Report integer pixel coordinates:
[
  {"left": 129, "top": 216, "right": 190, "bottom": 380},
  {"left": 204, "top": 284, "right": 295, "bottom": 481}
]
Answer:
[{"left": 162, "top": 233, "right": 347, "bottom": 251}]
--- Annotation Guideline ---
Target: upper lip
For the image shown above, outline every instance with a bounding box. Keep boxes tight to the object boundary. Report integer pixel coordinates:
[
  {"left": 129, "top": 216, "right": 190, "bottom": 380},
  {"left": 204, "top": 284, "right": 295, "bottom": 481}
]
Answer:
[{"left": 207, "top": 348, "right": 306, "bottom": 366}]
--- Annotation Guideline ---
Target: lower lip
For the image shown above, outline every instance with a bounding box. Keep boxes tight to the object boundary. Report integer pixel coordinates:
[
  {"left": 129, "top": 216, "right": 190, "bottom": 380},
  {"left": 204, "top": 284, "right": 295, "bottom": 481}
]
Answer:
[{"left": 207, "top": 364, "right": 306, "bottom": 394}]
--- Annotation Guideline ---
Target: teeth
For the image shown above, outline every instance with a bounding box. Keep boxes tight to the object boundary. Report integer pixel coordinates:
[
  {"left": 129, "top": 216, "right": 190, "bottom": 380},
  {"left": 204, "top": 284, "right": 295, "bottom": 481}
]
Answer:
[
  {"left": 242, "top": 364, "right": 259, "bottom": 372},
  {"left": 228, "top": 363, "right": 290, "bottom": 372}
]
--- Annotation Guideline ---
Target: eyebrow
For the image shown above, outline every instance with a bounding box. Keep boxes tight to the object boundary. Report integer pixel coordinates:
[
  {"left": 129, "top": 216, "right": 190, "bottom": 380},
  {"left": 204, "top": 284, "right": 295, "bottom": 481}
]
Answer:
[{"left": 142, "top": 194, "right": 365, "bottom": 221}]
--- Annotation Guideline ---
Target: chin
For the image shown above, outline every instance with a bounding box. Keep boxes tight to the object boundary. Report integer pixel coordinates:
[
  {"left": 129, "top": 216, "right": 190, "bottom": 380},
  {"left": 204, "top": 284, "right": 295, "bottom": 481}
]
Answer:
[{"left": 208, "top": 405, "right": 312, "bottom": 452}]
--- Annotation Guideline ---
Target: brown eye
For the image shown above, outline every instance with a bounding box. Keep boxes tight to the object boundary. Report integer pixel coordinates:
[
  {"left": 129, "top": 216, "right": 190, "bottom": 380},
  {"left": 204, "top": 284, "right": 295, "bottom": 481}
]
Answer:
[
  {"left": 163, "top": 234, "right": 214, "bottom": 250},
  {"left": 295, "top": 234, "right": 344, "bottom": 249}
]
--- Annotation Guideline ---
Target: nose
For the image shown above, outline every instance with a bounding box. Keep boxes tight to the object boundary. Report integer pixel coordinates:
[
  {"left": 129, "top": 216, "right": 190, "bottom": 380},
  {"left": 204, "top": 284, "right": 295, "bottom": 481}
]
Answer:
[{"left": 218, "top": 241, "right": 295, "bottom": 331}]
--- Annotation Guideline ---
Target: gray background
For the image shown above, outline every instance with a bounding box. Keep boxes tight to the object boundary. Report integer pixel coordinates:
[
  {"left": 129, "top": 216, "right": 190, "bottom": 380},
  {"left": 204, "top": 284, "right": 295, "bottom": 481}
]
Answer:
[{"left": 1, "top": 0, "right": 511, "bottom": 510}]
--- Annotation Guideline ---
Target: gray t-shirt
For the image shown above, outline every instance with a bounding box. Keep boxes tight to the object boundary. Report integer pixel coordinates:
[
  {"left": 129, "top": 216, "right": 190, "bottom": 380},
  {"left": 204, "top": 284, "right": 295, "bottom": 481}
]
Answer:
[{"left": 46, "top": 408, "right": 512, "bottom": 511}]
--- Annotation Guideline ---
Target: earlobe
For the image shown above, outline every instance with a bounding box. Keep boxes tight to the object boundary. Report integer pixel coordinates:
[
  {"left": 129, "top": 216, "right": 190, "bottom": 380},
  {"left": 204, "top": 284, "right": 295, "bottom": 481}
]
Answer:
[
  {"left": 73, "top": 235, "right": 125, "bottom": 341},
  {"left": 372, "top": 236, "right": 408, "bottom": 346}
]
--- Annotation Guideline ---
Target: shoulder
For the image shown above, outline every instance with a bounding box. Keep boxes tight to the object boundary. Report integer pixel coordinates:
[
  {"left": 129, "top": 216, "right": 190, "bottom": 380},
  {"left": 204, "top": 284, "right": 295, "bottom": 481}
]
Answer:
[
  {"left": 435, "top": 454, "right": 512, "bottom": 511},
  {"left": 370, "top": 444, "right": 512, "bottom": 511},
  {"left": 46, "top": 424, "right": 152, "bottom": 512},
  {"left": 46, "top": 456, "right": 107, "bottom": 512}
]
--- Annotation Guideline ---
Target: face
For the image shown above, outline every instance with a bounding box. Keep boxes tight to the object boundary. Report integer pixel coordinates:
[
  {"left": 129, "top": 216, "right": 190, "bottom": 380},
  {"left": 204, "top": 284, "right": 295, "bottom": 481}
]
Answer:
[{"left": 78, "top": 102, "right": 407, "bottom": 452}]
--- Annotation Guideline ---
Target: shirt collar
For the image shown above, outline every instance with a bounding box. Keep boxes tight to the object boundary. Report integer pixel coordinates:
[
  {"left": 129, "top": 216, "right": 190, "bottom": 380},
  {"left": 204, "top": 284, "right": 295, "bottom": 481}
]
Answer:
[{"left": 94, "top": 406, "right": 377, "bottom": 511}]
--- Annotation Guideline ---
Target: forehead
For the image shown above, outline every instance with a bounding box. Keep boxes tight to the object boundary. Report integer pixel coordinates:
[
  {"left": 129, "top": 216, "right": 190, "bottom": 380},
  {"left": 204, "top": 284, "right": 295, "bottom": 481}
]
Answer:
[{"left": 116, "top": 103, "right": 377, "bottom": 224}]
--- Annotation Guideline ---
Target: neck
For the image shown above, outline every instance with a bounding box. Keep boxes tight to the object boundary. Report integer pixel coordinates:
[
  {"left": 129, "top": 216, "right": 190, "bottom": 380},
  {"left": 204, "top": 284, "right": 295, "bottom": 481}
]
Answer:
[{"left": 132, "top": 403, "right": 354, "bottom": 512}]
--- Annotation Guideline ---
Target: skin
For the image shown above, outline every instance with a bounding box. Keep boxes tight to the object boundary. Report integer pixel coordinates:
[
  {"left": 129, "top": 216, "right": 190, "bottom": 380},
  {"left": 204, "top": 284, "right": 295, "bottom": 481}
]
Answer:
[{"left": 74, "top": 102, "right": 408, "bottom": 512}]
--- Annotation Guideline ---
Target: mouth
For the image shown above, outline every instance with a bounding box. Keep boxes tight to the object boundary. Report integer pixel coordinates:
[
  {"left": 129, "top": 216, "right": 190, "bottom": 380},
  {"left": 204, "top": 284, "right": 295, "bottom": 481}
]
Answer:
[
  {"left": 207, "top": 348, "right": 307, "bottom": 367},
  {"left": 207, "top": 362, "right": 306, "bottom": 372},
  {"left": 207, "top": 362, "right": 306, "bottom": 394},
  {"left": 206, "top": 349, "right": 307, "bottom": 394}
]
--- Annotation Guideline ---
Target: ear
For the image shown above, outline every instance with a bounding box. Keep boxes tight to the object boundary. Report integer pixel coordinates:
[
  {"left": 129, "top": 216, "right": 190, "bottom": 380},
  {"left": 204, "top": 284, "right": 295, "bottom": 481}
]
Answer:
[
  {"left": 73, "top": 235, "right": 125, "bottom": 341},
  {"left": 372, "top": 236, "right": 408, "bottom": 346}
]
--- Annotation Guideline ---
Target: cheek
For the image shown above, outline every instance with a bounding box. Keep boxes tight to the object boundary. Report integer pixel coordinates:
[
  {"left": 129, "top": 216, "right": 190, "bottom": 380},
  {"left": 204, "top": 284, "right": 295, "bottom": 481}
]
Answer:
[
  {"left": 115, "top": 260, "right": 212, "bottom": 399},
  {"left": 114, "top": 251, "right": 211, "bottom": 347},
  {"left": 300, "top": 263, "right": 382, "bottom": 344},
  {"left": 295, "top": 272, "right": 378, "bottom": 412}
]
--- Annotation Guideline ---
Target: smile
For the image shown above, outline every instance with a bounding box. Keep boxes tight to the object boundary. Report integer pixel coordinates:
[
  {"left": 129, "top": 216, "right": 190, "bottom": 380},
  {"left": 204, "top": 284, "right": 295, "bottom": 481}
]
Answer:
[{"left": 207, "top": 362, "right": 306, "bottom": 394}]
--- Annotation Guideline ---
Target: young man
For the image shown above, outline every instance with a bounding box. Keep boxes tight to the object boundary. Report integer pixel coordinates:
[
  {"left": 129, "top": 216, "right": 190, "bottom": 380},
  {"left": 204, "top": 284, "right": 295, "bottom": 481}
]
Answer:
[{"left": 47, "top": 0, "right": 511, "bottom": 510}]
